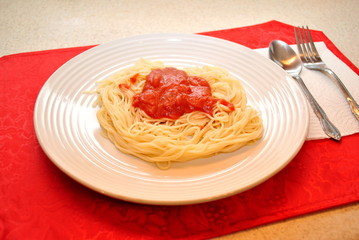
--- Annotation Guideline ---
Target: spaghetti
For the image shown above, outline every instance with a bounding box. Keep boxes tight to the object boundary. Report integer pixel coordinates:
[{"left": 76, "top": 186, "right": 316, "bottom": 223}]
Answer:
[{"left": 95, "top": 59, "right": 263, "bottom": 169}]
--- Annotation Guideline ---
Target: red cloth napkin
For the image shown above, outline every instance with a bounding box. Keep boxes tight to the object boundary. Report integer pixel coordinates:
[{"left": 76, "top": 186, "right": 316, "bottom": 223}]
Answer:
[{"left": 1, "top": 20, "right": 359, "bottom": 240}]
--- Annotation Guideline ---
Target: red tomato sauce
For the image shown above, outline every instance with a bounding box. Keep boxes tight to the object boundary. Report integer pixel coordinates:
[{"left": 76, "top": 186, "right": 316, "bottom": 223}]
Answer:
[{"left": 131, "top": 67, "right": 234, "bottom": 119}]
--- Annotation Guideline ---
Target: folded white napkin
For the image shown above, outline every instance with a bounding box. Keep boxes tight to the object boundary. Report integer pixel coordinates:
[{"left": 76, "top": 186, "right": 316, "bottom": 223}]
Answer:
[{"left": 255, "top": 42, "right": 359, "bottom": 140}]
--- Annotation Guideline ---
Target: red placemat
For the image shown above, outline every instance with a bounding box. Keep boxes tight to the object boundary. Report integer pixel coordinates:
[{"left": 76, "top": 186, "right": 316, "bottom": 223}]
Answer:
[{"left": 1, "top": 20, "right": 359, "bottom": 240}]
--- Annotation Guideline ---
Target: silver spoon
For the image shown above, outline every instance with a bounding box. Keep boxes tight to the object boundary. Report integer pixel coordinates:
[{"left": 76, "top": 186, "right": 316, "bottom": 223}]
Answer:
[{"left": 269, "top": 40, "right": 341, "bottom": 141}]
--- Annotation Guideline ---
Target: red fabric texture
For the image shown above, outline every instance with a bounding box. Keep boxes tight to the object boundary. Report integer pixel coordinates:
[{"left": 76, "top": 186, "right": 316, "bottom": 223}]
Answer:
[{"left": 1, "top": 20, "right": 359, "bottom": 240}]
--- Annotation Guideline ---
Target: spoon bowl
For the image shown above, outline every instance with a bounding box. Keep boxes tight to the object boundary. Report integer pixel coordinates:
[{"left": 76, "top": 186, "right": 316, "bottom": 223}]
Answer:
[
  {"left": 269, "top": 40, "right": 303, "bottom": 77},
  {"left": 269, "top": 40, "right": 341, "bottom": 141}
]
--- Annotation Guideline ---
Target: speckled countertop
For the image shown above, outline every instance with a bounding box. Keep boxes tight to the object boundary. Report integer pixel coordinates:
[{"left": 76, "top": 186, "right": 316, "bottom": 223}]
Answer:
[{"left": 1, "top": 0, "right": 358, "bottom": 239}]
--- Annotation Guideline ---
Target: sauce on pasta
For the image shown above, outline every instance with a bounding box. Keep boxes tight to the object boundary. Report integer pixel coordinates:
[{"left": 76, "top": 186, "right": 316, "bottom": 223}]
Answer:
[
  {"left": 132, "top": 67, "right": 234, "bottom": 119},
  {"left": 95, "top": 59, "right": 263, "bottom": 169}
]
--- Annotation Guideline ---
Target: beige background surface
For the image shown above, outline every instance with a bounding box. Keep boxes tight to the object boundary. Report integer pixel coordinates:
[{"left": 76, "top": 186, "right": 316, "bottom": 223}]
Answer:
[{"left": 1, "top": 0, "right": 358, "bottom": 239}]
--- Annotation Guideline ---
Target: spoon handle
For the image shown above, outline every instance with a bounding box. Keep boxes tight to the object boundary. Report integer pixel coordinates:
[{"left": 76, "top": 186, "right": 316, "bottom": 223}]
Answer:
[{"left": 294, "top": 76, "right": 341, "bottom": 141}]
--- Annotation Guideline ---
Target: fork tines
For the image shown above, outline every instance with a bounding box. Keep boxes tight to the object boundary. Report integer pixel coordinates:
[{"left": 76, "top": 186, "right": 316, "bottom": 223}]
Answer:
[{"left": 294, "top": 26, "right": 321, "bottom": 63}]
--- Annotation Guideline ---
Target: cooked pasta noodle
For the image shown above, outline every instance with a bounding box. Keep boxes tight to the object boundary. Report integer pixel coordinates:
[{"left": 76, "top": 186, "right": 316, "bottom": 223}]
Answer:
[{"left": 95, "top": 59, "right": 262, "bottom": 169}]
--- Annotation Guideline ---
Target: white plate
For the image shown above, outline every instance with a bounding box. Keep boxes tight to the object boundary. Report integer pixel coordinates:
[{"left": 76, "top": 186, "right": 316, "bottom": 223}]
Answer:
[{"left": 34, "top": 33, "right": 309, "bottom": 205}]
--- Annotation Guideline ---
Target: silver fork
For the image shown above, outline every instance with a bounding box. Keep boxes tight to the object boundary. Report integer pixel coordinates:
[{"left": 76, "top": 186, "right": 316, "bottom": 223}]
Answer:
[{"left": 294, "top": 26, "right": 359, "bottom": 121}]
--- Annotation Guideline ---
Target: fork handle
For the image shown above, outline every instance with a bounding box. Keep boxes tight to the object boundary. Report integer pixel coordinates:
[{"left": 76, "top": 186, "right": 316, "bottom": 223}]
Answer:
[
  {"left": 320, "top": 67, "right": 359, "bottom": 121},
  {"left": 294, "top": 76, "right": 341, "bottom": 141}
]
